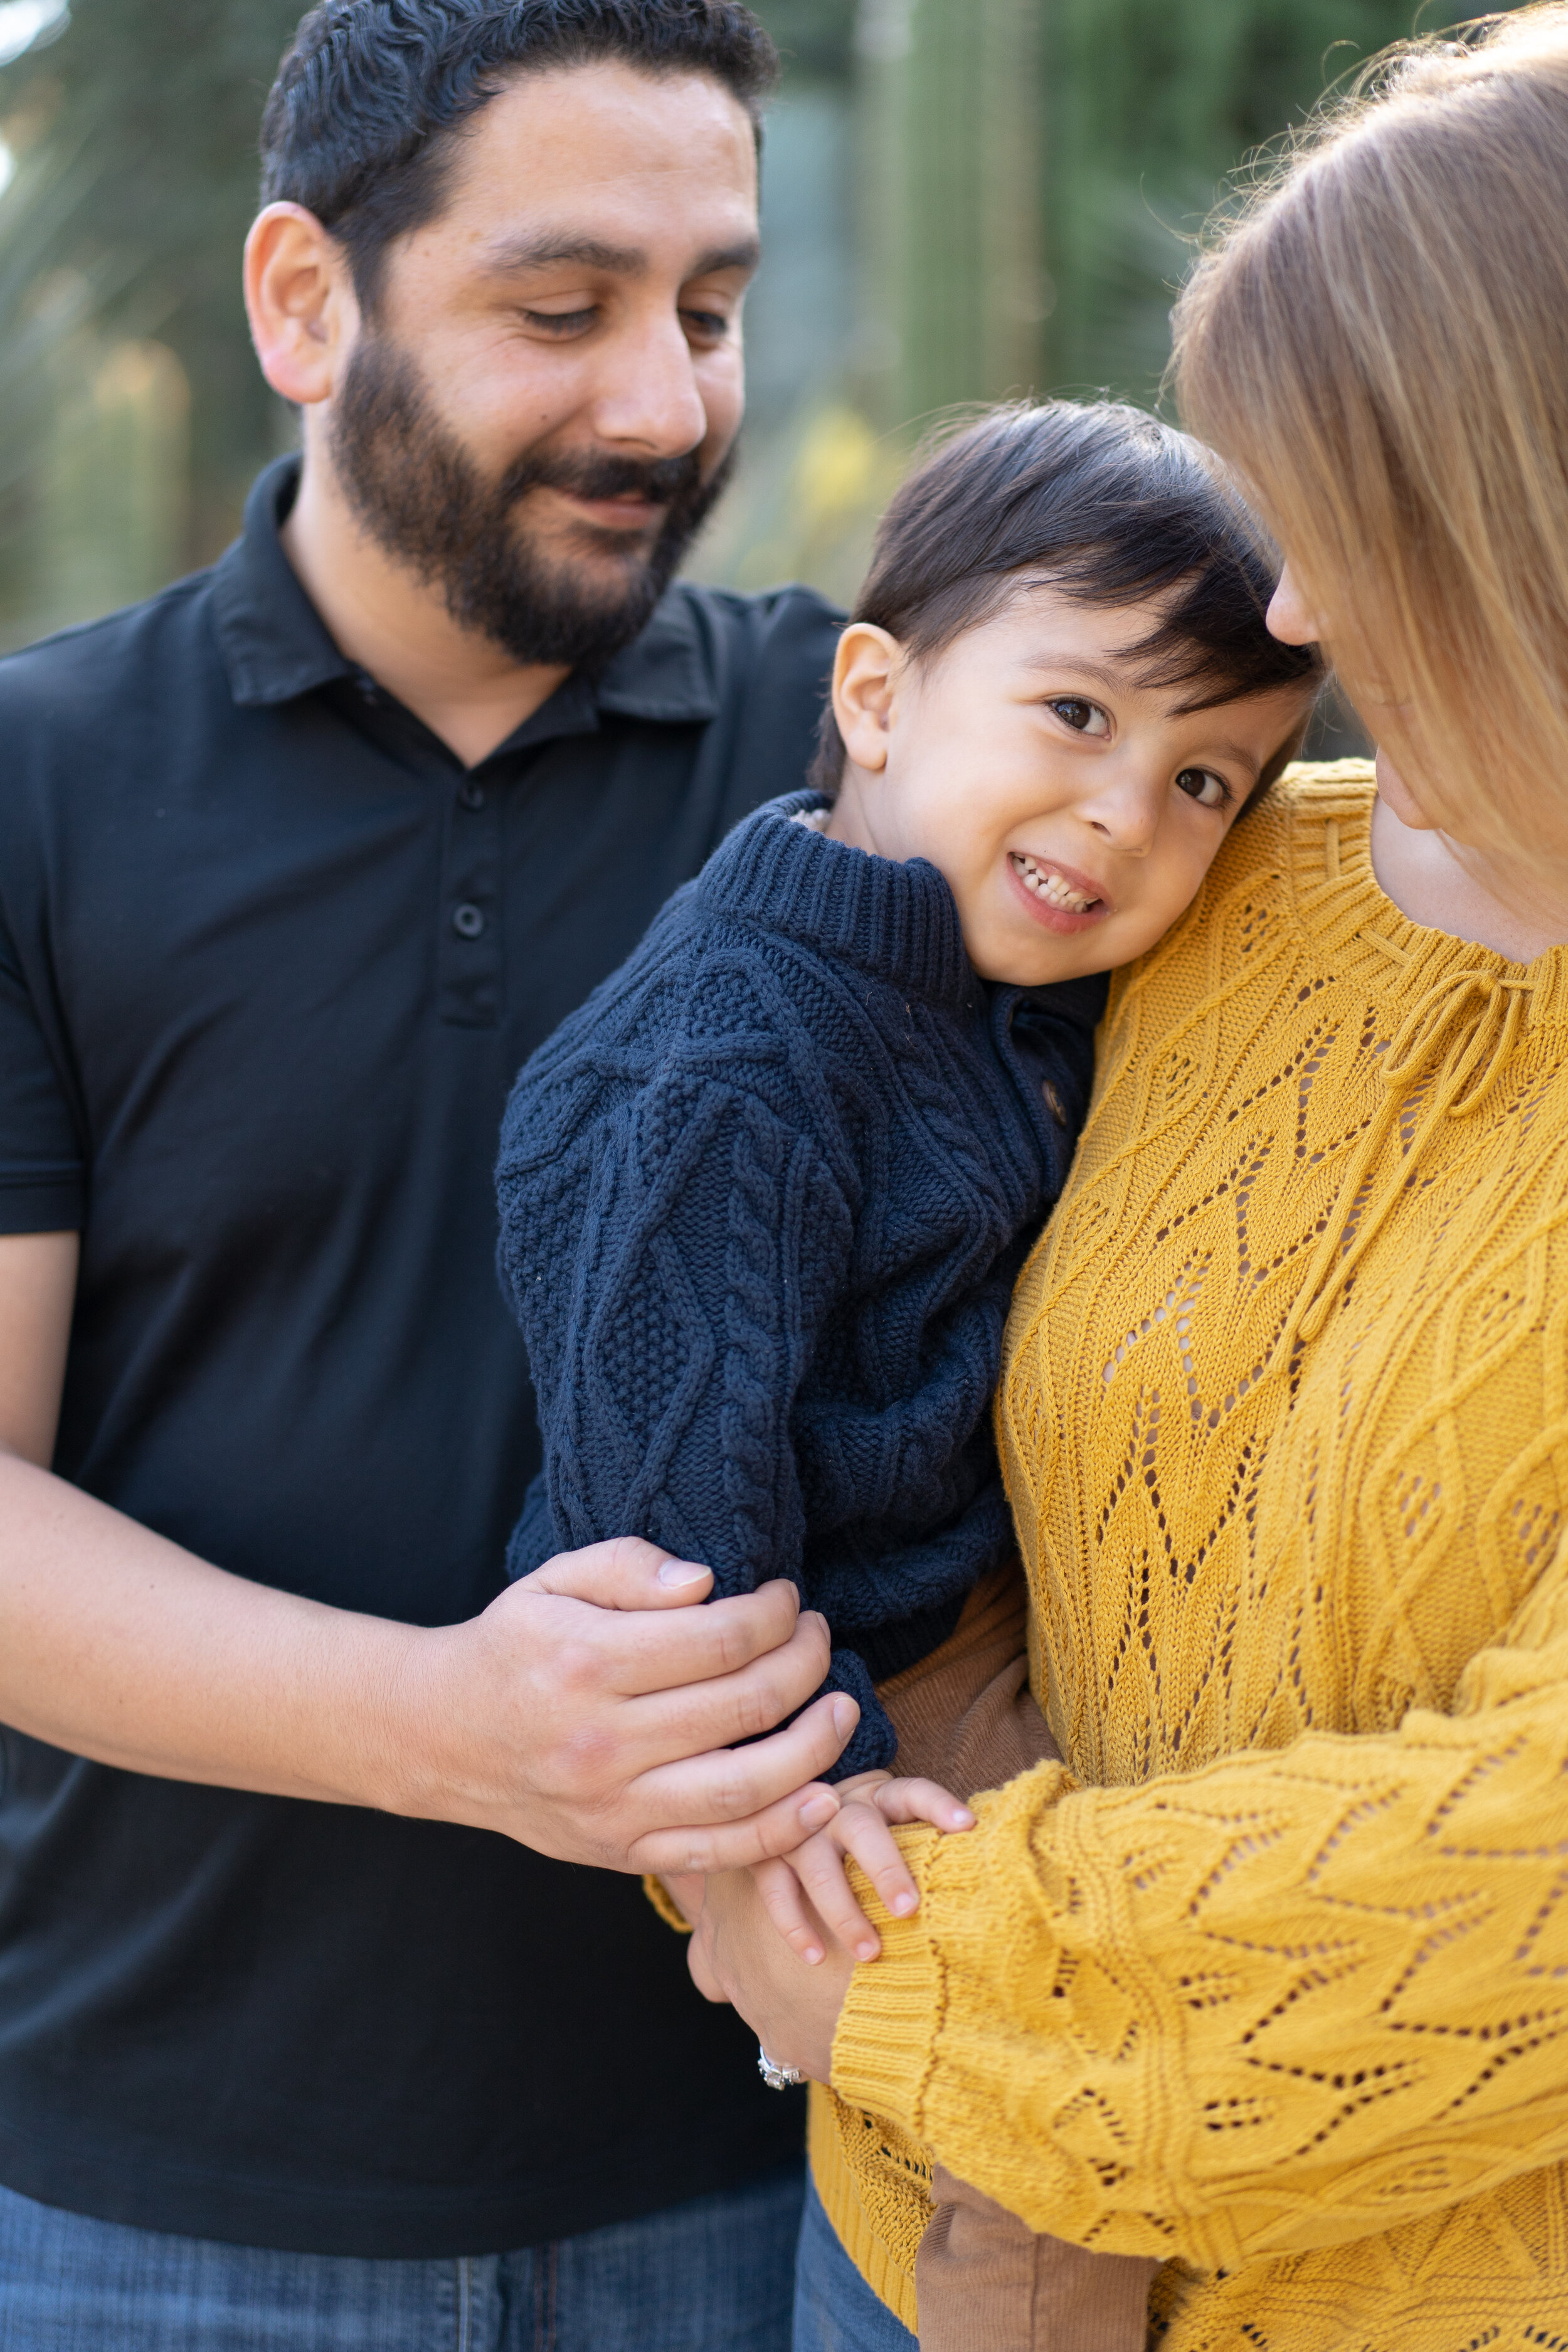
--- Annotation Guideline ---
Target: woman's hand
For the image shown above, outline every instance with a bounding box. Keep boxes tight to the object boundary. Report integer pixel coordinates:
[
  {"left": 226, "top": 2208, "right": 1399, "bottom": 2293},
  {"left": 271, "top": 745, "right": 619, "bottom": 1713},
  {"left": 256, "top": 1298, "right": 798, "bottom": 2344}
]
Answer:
[{"left": 687, "top": 1865, "right": 857, "bottom": 2083}]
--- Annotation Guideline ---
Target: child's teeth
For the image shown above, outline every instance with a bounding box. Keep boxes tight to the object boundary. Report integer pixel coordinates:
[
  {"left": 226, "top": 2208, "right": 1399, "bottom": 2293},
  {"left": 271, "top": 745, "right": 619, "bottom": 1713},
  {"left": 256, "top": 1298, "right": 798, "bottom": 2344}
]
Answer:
[{"left": 1012, "top": 852, "right": 1094, "bottom": 912}]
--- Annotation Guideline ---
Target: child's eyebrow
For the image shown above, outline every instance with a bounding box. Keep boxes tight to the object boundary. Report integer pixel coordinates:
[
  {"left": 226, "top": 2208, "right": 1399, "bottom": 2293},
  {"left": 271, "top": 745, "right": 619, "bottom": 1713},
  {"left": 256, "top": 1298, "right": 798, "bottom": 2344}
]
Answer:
[
  {"left": 1017, "top": 646, "right": 1288, "bottom": 770},
  {"left": 1015, "top": 651, "right": 1126, "bottom": 693},
  {"left": 1017, "top": 648, "right": 1241, "bottom": 727},
  {"left": 1193, "top": 734, "right": 1264, "bottom": 776}
]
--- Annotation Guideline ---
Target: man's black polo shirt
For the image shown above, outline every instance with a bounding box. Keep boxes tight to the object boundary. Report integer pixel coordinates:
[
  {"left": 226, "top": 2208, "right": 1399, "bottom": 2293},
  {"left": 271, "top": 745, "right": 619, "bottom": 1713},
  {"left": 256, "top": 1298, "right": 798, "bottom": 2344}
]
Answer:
[{"left": 0, "top": 458, "right": 841, "bottom": 2256}]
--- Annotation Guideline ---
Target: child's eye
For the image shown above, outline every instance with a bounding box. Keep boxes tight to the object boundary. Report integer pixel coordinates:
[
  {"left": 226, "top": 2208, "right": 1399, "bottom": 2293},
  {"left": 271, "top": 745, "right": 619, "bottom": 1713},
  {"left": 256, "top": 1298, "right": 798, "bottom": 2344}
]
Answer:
[
  {"left": 1177, "top": 766, "right": 1232, "bottom": 810},
  {"left": 1047, "top": 697, "right": 1110, "bottom": 736}
]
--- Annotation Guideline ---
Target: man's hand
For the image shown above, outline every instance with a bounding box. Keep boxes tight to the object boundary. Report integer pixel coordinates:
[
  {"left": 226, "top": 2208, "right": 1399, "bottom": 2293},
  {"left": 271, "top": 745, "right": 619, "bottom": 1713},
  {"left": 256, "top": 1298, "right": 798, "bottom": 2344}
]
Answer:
[
  {"left": 394, "top": 1539, "right": 857, "bottom": 1873},
  {"left": 0, "top": 1235, "right": 857, "bottom": 1877},
  {"left": 0, "top": 1439, "right": 856, "bottom": 1876},
  {"left": 0, "top": 1233, "right": 856, "bottom": 1873},
  {"left": 688, "top": 1865, "right": 854, "bottom": 2084}
]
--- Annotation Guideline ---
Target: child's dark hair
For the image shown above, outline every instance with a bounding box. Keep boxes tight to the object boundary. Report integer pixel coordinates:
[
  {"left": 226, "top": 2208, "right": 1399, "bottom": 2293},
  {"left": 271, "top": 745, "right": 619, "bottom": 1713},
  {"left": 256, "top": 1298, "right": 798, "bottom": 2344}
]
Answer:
[{"left": 810, "top": 400, "right": 1323, "bottom": 797}]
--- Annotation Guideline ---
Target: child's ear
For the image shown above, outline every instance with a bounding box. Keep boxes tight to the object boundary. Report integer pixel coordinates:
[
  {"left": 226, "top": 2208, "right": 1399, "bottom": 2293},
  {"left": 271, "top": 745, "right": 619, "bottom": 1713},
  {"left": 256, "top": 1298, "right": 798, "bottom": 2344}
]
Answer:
[{"left": 832, "top": 625, "right": 903, "bottom": 775}]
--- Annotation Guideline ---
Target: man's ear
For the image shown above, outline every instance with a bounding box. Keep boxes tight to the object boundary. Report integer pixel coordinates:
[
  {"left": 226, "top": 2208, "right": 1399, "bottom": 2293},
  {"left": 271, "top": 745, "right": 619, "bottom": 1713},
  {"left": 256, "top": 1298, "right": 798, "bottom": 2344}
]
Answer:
[
  {"left": 243, "top": 203, "right": 361, "bottom": 408},
  {"left": 831, "top": 625, "right": 904, "bottom": 777}
]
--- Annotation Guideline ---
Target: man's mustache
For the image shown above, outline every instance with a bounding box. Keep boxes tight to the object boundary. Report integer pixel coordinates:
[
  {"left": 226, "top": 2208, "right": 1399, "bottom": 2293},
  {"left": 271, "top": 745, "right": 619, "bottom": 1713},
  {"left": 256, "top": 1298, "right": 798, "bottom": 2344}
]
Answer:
[{"left": 497, "top": 446, "right": 706, "bottom": 514}]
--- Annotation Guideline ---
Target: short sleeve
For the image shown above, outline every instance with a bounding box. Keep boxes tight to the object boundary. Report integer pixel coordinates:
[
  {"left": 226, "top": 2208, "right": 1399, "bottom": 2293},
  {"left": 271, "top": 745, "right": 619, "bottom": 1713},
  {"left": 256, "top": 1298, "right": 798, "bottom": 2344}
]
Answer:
[{"left": 0, "top": 911, "right": 83, "bottom": 1232}]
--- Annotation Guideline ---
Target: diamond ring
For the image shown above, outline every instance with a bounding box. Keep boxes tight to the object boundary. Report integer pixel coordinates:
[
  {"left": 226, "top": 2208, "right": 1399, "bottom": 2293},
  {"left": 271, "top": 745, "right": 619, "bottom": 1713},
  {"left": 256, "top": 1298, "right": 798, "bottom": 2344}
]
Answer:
[{"left": 756, "top": 2045, "right": 804, "bottom": 2090}]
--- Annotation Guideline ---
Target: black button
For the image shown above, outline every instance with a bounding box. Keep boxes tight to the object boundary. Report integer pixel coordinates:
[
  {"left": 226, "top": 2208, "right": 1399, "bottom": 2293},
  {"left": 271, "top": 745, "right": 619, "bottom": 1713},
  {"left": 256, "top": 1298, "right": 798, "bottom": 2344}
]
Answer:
[
  {"left": 452, "top": 903, "right": 485, "bottom": 940},
  {"left": 1041, "top": 1079, "right": 1067, "bottom": 1126},
  {"left": 458, "top": 781, "right": 486, "bottom": 812}
]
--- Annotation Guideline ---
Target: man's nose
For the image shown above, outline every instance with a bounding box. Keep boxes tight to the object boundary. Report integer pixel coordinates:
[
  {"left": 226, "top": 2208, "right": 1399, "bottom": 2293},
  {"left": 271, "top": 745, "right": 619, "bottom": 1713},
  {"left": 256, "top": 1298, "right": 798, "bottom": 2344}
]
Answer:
[{"left": 588, "top": 306, "right": 712, "bottom": 459}]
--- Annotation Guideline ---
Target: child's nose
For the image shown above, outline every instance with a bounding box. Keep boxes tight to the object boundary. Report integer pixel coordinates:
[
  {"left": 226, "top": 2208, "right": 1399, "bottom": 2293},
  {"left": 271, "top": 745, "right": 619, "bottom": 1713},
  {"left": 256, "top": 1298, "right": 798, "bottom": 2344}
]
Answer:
[{"left": 1083, "top": 775, "right": 1160, "bottom": 854}]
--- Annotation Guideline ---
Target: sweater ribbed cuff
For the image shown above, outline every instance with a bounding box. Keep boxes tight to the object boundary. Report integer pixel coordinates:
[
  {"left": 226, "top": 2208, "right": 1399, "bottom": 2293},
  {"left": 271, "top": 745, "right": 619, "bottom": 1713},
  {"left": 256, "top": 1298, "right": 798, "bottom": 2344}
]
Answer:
[
  {"left": 641, "top": 1873, "right": 696, "bottom": 1936},
  {"left": 829, "top": 1827, "right": 946, "bottom": 2137}
]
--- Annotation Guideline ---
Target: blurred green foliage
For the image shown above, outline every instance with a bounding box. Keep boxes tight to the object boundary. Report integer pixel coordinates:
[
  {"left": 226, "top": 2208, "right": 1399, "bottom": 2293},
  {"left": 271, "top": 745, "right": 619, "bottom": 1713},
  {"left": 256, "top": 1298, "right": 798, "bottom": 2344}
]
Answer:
[
  {"left": 1042, "top": 0, "right": 1478, "bottom": 399},
  {"left": 0, "top": 0, "right": 300, "bottom": 572},
  {"left": 757, "top": 0, "right": 854, "bottom": 80}
]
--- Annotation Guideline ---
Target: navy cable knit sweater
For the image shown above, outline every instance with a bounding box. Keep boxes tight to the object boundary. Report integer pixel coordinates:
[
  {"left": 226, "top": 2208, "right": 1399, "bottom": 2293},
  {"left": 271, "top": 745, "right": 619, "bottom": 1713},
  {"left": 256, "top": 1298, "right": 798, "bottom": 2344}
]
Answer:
[{"left": 495, "top": 794, "right": 1106, "bottom": 1774}]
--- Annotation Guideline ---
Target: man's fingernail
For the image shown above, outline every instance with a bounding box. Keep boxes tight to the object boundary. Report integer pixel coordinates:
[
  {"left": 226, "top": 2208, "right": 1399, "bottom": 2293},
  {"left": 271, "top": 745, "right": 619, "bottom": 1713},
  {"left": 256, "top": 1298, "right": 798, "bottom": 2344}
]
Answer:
[
  {"left": 657, "top": 1559, "right": 709, "bottom": 1587},
  {"left": 855, "top": 1938, "right": 879, "bottom": 1961},
  {"left": 892, "top": 1891, "right": 918, "bottom": 1916},
  {"left": 951, "top": 1808, "right": 975, "bottom": 1828},
  {"left": 803, "top": 1946, "right": 824, "bottom": 1966},
  {"left": 831, "top": 1696, "right": 859, "bottom": 1738},
  {"left": 800, "top": 1794, "right": 837, "bottom": 1830}
]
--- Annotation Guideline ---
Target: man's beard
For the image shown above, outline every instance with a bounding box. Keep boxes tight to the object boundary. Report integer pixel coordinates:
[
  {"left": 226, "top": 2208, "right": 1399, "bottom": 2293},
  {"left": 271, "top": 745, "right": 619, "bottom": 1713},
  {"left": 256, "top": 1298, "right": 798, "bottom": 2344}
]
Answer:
[{"left": 327, "top": 332, "right": 734, "bottom": 671}]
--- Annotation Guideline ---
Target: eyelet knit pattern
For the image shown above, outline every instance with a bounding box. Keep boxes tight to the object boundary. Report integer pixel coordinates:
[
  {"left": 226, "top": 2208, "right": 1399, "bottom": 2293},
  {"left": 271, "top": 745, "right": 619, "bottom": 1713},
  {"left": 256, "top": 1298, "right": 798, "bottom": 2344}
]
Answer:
[
  {"left": 822, "top": 766, "right": 1568, "bottom": 2344},
  {"left": 495, "top": 793, "right": 1104, "bottom": 1776}
]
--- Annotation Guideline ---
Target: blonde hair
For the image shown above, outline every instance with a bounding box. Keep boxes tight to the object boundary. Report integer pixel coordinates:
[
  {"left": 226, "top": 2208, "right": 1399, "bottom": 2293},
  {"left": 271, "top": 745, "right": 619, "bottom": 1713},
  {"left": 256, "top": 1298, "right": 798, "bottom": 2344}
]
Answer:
[{"left": 1171, "top": 6, "right": 1568, "bottom": 878}]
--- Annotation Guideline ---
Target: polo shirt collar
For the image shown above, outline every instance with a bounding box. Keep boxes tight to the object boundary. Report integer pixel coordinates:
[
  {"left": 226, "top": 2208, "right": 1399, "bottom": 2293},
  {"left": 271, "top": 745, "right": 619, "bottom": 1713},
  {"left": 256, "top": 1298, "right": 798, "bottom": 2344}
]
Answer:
[
  {"left": 593, "top": 595, "right": 719, "bottom": 727},
  {"left": 212, "top": 458, "right": 352, "bottom": 709},
  {"left": 211, "top": 455, "right": 722, "bottom": 741}
]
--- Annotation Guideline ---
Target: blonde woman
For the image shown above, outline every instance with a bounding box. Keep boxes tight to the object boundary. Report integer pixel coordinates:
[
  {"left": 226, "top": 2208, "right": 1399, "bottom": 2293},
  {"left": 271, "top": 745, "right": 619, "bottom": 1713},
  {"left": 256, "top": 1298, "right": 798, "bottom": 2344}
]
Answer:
[{"left": 686, "top": 11, "right": 1568, "bottom": 2346}]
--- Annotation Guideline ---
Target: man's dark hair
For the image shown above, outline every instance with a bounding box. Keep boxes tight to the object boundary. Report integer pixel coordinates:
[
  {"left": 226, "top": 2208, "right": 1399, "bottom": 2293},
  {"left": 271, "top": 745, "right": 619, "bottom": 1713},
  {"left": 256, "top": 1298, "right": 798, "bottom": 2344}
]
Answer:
[
  {"left": 260, "top": 0, "right": 778, "bottom": 309},
  {"left": 810, "top": 400, "right": 1323, "bottom": 797}
]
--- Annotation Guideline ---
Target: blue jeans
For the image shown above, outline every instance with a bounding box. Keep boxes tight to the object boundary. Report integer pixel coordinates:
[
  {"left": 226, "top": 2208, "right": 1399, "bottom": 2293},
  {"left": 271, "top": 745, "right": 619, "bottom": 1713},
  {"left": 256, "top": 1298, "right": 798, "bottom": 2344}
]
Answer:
[
  {"left": 792, "top": 2178, "right": 916, "bottom": 2352},
  {"left": 0, "top": 2162, "right": 804, "bottom": 2351}
]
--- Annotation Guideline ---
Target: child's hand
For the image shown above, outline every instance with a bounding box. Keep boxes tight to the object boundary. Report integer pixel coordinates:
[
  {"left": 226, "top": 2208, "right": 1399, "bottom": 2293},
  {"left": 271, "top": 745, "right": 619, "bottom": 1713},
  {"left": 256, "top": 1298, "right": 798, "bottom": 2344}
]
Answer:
[{"left": 750, "top": 1771, "right": 974, "bottom": 1966}]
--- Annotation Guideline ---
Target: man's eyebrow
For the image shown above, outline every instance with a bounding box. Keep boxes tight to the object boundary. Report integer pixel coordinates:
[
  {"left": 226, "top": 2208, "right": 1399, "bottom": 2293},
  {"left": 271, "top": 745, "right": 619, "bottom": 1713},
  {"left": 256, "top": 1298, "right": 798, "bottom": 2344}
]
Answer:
[
  {"left": 685, "top": 238, "right": 761, "bottom": 278},
  {"left": 480, "top": 232, "right": 648, "bottom": 276},
  {"left": 478, "top": 232, "right": 761, "bottom": 280}
]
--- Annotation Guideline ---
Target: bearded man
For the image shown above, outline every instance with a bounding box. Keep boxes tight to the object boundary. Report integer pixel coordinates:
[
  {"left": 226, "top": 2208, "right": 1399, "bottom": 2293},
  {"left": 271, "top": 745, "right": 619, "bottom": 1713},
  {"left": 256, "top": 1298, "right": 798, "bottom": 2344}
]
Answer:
[{"left": 0, "top": 6, "right": 857, "bottom": 2345}]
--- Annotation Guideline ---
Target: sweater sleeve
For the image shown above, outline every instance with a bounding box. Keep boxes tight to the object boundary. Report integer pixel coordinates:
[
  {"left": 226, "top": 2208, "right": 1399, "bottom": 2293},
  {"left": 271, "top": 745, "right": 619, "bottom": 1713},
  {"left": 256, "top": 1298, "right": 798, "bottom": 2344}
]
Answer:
[
  {"left": 830, "top": 1537, "right": 1568, "bottom": 2267},
  {"left": 499, "top": 1056, "right": 894, "bottom": 1771}
]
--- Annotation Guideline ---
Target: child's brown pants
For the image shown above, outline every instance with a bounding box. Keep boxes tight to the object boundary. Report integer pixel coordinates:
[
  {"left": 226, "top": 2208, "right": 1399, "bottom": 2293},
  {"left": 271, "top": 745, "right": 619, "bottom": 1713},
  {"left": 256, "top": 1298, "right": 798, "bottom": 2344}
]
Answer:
[{"left": 878, "top": 1567, "right": 1161, "bottom": 2352}]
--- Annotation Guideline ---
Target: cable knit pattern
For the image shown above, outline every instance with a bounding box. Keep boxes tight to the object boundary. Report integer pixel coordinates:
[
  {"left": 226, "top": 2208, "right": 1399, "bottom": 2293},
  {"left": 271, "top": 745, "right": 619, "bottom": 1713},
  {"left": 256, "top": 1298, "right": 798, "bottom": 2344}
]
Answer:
[
  {"left": 495, "top": 793, "right": 1104, "bottom": 1776},
  {"left": 821, "top": 765, "right": 1568, "bottom": 2343}
]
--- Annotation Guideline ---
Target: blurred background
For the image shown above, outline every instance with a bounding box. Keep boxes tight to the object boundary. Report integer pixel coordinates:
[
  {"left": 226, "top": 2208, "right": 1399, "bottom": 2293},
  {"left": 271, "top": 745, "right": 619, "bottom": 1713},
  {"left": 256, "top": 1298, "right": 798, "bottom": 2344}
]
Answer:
[{"left": 0, "top": 0, "right": 1496, "bottom": 654}]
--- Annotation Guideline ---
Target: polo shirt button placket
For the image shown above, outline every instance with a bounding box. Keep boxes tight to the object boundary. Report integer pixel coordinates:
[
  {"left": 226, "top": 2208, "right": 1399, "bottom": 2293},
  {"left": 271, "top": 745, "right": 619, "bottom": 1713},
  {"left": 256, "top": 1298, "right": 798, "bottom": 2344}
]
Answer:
[{"left": 437, "top": 773, "right": 503, "bottom": 1027}]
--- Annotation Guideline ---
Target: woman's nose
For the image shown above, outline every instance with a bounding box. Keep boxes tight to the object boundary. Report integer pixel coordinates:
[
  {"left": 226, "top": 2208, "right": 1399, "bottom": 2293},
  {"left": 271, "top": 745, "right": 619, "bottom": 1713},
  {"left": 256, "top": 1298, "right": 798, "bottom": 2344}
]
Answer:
[{"left": 1268, "top": 562, "right": 1322, "bottom": 647}]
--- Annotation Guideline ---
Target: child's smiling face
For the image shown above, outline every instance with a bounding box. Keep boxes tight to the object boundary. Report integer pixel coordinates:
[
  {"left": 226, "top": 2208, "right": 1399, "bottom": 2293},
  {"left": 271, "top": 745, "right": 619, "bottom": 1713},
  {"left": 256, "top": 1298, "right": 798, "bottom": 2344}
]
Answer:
[{"left": 825, "top": 581, "right": 1316, "bottom": 985}]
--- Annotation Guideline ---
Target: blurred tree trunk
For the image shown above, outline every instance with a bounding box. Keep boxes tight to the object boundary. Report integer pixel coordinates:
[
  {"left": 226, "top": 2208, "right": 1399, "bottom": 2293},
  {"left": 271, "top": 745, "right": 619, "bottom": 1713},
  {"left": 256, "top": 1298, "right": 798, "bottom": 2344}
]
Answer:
[
  {"left": 855, "top": 0, "right": 1047, "bottom": 432},
  {"left": 33, "top": 328, "right": 189, "bottom": 633}
]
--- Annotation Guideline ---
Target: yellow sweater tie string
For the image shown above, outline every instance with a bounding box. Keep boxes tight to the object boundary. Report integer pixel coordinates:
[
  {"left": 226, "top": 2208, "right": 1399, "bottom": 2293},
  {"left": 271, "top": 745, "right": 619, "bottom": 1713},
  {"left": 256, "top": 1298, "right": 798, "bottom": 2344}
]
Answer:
[{"left": 1286, "top": 965, "right": 1534, "bottom": 1351}]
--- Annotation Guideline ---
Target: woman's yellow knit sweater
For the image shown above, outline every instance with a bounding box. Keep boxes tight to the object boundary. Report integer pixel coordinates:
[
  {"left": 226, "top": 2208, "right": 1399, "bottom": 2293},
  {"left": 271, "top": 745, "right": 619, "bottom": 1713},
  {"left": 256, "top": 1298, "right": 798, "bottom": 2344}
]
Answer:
[{"left": 814, "top": 765, "right": 1568, "bottom": 2348}]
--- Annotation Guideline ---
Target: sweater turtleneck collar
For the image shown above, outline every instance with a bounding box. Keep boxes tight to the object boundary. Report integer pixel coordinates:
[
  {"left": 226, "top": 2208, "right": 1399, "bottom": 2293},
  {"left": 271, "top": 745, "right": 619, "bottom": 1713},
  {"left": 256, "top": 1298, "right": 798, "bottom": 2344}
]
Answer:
[{"left": 697, "top": 792, "right": 979, "bottom": 1009}]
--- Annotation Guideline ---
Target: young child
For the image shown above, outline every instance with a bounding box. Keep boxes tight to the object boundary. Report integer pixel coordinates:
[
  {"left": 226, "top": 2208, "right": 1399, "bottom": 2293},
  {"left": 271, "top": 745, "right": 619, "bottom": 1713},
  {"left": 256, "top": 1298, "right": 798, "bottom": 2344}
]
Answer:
[{"left": 495, "top": 400, "right": 1321, "bottom": 2350}]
